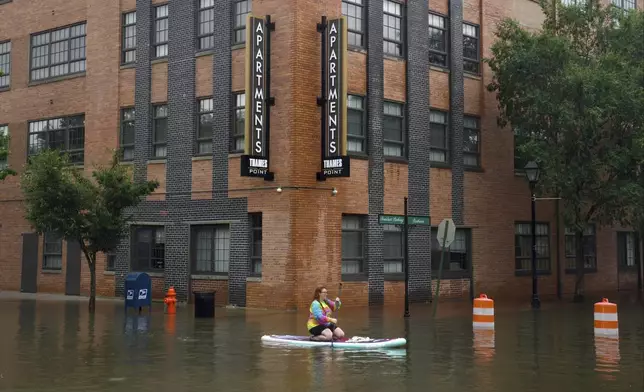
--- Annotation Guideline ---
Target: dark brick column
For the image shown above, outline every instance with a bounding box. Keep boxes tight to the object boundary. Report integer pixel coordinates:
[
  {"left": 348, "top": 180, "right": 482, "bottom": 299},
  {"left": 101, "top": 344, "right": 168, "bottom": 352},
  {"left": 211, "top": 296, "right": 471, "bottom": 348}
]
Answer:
[
  {"left": 449, "top": 0, "right": 465, "bottom": 225},
  {"left": 133, "top": 0, "right": 151, "bottom": 183},
  {"left": 366, "top": 0, "right": 385, "bottom": 306},
  {"left": 165, "top": 0, "right": 197, "bottom": 299},
  {"left": 406, "top": 0, "right": 432, "bottom": 302}
]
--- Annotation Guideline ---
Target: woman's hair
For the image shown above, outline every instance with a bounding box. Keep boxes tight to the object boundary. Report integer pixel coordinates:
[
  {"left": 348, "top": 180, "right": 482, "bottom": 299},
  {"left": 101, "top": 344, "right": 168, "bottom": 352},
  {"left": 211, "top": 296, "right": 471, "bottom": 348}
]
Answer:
[{"left": 313, "top": 286, "right": 327, "bottom": 301}]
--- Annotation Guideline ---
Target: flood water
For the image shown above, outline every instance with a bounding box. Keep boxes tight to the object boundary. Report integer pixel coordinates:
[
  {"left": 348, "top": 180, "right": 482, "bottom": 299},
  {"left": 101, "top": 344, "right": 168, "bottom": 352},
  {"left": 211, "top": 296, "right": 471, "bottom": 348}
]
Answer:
[{"left": 0, "top": 293, "right": 642, "bottom": 392}]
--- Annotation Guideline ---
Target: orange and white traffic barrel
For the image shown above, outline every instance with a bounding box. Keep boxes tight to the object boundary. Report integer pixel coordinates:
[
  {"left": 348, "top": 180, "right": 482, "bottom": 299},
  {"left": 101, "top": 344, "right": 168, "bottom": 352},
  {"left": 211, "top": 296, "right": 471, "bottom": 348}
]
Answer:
[
  {"left": 594, "top": 298, "right": 618, "bottom": 337},
  {"left": 473, "top": 294, "right": 494, "bottom": 329}
]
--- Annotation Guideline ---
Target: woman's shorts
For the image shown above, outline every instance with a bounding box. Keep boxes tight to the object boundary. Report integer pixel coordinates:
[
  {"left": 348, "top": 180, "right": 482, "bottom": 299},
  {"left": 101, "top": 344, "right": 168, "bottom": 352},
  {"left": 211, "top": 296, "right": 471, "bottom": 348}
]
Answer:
[{"left": 309, "top": 323, "right": 337, "bottom": 336}]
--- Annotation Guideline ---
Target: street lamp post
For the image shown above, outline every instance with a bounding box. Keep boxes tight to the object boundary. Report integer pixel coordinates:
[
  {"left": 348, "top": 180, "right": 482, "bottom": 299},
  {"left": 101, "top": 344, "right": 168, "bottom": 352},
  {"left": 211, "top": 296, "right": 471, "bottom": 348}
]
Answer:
[{"left": 524, "top": 161, "right": 541, "bottom": 309}]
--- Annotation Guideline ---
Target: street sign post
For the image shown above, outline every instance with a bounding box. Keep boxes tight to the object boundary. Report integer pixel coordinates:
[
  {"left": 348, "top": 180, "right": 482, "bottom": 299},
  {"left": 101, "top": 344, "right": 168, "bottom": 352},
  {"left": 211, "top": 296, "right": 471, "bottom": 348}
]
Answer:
[
  {"left": 433, "top": 218, "right": 455, "bottom": 317},
  {"left": 378, "top": 201, "right": 430, "bottom": 319}
]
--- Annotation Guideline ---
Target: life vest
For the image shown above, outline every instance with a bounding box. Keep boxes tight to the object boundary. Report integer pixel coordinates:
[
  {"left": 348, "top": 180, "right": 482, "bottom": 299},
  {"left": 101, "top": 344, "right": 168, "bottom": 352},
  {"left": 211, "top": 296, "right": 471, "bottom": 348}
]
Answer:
[{"left": 306, "top": 299, "right": 340, "bottom": 331}]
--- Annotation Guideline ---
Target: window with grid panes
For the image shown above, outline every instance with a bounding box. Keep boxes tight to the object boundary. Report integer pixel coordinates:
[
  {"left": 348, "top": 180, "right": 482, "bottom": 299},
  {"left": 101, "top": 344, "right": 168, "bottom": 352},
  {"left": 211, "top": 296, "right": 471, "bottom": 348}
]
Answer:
[
  {"left": 429, "top": 110, "right": 448, "bottom": 163},
  {"left": 250, "top": 213, "right": 262, "bottom": 276},
  {"left": 198, "top": 0, "right": 215, "bottom": 50},
  {"left": 43, "top": 232, "right": 63, "bottom": 270},
  {"left": 383, "top": 102, "right": 404, "bottom": 157},
  {"left": 0, "top": 125, "right": 8, "bottom": 170},
  {"left": 153, "top": 5, "right": 168, "bottom": 58},
  {"left": 342, "top": 215, "right": 366, "bottom": 274},
  {"left": 152, "top": 105, "right": 167, "bottom": 158},
  {"left": 463, "top": 23, "right": 479, "bottom": 74},
  {"left": 564, "top": 225, "right": 597, "bottom": 271},
  {"left": 428, "top": 13, "right": 448, "bottom": 67},
  {"left": 192, "top": 225, "right": 231, "bottom": 274},
  {"left": 120, "top": 108, "right": 135, "bottom": 161},
  {"left": 342, "top": 0, "right": 365, "bottom": 48},
  {"left": 122, "top": 12, "right": 136, "bottom": 64},
  {"left": 347, "top": 95, "right": 365, "bottom": 154},
  {"left": 197, "top": 98, "right": 214, "bottom": 154},
  {"left": 0, "top": 41, "right": 10, "bottom": 88},
  {"left": 132, "top": 226, "right": 165, "bottom": 270},
  {"left": 617, "top": 232, "right": 638, "bottom": 268},
  {"left": 515, "top": 222, "right": 550, "bottom": 273},
  {"left": 106, "top": 250, "right": 116, "bottom": 271},
  {"left": 233, "top": 0, "right": 251, "bottom": 45},
  {"left": 431, "top": 228, "right": 470, "bottom": 273},
  {"left": 30, "top": 23, "right": 86, "bottom": 81},
  {"left": 28, "top": 115, "right": 85, "bottom": 164},
  {"left": 383, "top": 0, "right": 404, "bottom": 57},
  {"left": 383, "top": 224, "right": 403, "bottom": 274},
  {"left": 463, "top": 116, "right": 480, "bottom": 167},
  {"left": 231, "top": 93, "right": 245, "bottom": 152},
  {"left": 611, "top": 0, "right": 636, "bottom": 10}
]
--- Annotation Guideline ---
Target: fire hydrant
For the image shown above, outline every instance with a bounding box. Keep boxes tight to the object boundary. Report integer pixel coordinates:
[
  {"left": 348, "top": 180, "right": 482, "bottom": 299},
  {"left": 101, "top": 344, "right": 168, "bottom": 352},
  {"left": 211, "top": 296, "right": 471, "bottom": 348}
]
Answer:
[{"left": 164, "top": 286, "right": 177, "bottom": 314}]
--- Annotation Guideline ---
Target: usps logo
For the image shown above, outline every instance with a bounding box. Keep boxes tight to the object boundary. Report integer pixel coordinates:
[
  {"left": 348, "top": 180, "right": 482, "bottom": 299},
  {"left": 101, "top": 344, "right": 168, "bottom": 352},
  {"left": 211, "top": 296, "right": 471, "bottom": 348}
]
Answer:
[
  {"left": 126, "top": 289, "right": 134, "bottom": 300},
  {"left": 138, "top": 289, "right": 148, "bottom": 300}
]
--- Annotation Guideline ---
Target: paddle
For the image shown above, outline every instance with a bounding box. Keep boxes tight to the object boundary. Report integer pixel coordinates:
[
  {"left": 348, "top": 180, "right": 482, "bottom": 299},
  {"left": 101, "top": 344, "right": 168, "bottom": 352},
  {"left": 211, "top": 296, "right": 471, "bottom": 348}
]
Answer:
[{"left": 331, "top": 283, "right": 343, "bottom": 348}]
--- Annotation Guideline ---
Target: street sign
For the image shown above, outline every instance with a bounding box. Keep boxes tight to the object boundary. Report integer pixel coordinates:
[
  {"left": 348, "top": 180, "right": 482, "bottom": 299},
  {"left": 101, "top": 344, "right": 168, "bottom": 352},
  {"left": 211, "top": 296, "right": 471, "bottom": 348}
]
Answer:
[
  {"left": 378, "top": 214, "right": 430, "bottom": 226},
  {"left": 436, "top": 218, "right": 455, "bottom": 248}
]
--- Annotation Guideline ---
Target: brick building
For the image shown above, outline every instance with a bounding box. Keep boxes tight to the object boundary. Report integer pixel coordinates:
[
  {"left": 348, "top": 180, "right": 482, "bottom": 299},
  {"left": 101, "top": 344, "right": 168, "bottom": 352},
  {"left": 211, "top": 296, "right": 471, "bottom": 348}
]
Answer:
[{"left": 0, "top": 0, "right": 641, "bottom": 310}]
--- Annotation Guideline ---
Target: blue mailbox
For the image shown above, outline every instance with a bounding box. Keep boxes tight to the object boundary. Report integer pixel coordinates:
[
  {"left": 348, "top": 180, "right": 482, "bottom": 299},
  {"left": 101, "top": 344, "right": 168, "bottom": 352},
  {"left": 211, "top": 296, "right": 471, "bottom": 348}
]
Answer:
[{"left": 124, "top": 272, "right": 152, "bottom": 313}]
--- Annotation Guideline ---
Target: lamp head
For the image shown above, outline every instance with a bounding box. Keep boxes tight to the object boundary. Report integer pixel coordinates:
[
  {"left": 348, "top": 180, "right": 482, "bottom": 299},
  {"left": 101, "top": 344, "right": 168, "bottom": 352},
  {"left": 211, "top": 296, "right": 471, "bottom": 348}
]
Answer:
[{"left": 524, "top": 161, "right": 540, "bottom": 184}]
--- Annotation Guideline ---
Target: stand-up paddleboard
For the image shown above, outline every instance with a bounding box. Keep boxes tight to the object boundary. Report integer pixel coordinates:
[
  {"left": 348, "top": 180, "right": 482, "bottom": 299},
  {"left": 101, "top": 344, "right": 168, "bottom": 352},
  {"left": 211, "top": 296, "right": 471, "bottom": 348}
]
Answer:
[{"left": 261, "top": 335, "right": 407, "bottom": 349}]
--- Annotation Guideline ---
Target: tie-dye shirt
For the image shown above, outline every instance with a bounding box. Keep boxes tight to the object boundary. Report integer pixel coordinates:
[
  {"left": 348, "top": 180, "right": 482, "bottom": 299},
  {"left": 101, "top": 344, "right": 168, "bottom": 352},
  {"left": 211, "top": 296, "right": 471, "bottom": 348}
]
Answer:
[{"left": 307, "top": 298, "right": 341, "bottom": 331}]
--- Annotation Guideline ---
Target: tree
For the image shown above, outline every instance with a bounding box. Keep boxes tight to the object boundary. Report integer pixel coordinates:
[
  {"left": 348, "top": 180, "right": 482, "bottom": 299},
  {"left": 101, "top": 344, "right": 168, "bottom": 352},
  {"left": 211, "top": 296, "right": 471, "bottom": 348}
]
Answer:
[
  {"left": 0, "top": 128, "right": 16, "bottom": 181},
  {"left": 20, "top": 150, "right": 159, "bottom": 312},
  {"left": 486, "top": 1, "right": 644, "bottom": 301}
]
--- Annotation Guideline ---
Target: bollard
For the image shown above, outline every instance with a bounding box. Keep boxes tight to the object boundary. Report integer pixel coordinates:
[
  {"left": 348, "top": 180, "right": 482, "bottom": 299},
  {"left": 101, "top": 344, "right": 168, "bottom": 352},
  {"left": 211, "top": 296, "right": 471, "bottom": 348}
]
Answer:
[
  {"left": 473, "top": 293, "right": 495, "bottom": 330},
  {"left": 594, "top": 298, "right": 618, "bottom": 338},
  {"left": 164, "top": 286, "right": 177, "bottom": 315}
]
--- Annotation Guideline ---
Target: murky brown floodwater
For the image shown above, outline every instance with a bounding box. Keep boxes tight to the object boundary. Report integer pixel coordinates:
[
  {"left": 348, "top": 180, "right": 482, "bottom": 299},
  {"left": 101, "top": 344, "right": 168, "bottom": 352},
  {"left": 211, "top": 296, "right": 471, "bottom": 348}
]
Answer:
[{"left": 0, "top": 293, "right": 642, "bottom": 392}]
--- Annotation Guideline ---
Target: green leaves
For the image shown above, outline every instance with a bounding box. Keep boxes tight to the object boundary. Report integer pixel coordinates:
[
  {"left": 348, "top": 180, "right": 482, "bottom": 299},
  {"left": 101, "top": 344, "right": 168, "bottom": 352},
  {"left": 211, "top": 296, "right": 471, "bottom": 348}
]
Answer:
[
  {"left": 0, "top": 130, "right": 16, "bottom": 181},
  {"left": 487, "top": 1, "right": 644, "bottom": 231},
  {"left": 20, "top": 150, "right": 159, "bottom": 262}
]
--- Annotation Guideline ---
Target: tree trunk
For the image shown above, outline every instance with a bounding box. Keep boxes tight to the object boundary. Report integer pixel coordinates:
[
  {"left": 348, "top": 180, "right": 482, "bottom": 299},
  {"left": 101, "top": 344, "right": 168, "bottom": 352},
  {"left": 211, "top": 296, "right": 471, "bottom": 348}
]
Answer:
[
  {"left": 89, "top": 258, "right": 96, "bottom": 313},
  {"left": 573, "top": 229, "right": 585, "bottom": 302}
]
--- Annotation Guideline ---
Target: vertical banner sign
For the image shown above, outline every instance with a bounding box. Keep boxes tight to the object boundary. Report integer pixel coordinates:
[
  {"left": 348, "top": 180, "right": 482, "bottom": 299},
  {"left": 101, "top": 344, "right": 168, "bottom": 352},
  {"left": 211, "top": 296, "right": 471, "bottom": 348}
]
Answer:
[
  {"left": 241, "top": 14, "right": 275, "bottom": 180},
  {"left": 317, "top": 17, "right": 350, "bottom": 180}
]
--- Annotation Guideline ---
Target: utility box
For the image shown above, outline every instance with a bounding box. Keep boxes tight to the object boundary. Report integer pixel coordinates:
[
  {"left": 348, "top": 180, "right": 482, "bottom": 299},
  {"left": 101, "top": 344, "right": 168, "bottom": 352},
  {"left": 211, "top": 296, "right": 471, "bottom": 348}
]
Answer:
[{"left": 124, "top": 272, "right": 152, "bottom": 313}]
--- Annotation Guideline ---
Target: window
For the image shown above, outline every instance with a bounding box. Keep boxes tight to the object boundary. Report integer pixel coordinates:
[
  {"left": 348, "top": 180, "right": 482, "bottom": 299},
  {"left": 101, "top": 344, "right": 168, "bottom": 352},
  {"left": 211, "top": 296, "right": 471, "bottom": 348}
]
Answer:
[
  {"left": 342, "top": 0, "right": 365, "bottom": 48},
  {"left": 120, "top": 108, "right": 135, "bottom": 161},
  {"left": 611, "top": 0, "right": 636, "bottom": 10},
  {"left": 192, "top": 225, "right": 231, "bottom": 274},
  {"left": 347, "top": 95, "right": 366, "bottom": 154},
  {"left": 153, "top": 5, "right": 168, "bottom": 58},
  {"left": 28, "top": 114, "right": 85, "bottom": 164},
  {"left": 43, "top": 232, "right": 63, "bottom": 270},
  {"left": 231, "top": 92, "right": 245, "bottom": 152},
  {"left": 30, "top": 23, "right": 86, "bottom": 81},
  {"left": 250, "top": 213, "right": 262, "bottom": 276},
  {"left": 515, "top": 222, "right": 550, "bottom": 273},
  {"left": 383, "top": 0, "right": 404, "bottom": 57},
  {"left": 463, "top": 23, "right": 479, "bottom": 75},
  {"left": 429, "top": 110, "right": 448, "bottom": 163},
  {"left": 198, "top": 0, "right": 215, "bottom": 50},
  {"left": 431, "top": 228, "right": 471, "bottom": 275},
  {"left": 0, "top": 41, "right": 10, "bottom": 88},
  {"left": 383, "top": 101, "right": 404, "bottom": 157},
  {"left": 341, "top": 215, "right": 366, "bottom": 275},
  {"left": 617, "top": 231, "right": 639, "bottom": 268},
  {"left": 106, "top": 250, "right": 116, "bottom": 271},
  {"left": 233, "top": 0, "right": 251, "bottom": 45},
  {"left": 383, "top": 224, "right": 403, "bottom": 274},
  {"left": 131, "top": 226, "right": 165, "bottom": 271},
  {"left": 463, "top": 116, "right": 480, "bottom": 167},
  {"left": 0, "top": 124, "right": 8, "bottom": 170},
  {"left": 152, "top": 104, "right": 168, "bottom": 158},
  {"left": 565, "top": 225, "right": 597, "bottom": 271},
  {"left": 197, "top": 98, "right": 214, "bottom": 154},
  {"left": 428, "top": 13, "right": 448, "bottom": 67},
  {"left": 122, "top": 12, "right": 136, "bottom": 64}
]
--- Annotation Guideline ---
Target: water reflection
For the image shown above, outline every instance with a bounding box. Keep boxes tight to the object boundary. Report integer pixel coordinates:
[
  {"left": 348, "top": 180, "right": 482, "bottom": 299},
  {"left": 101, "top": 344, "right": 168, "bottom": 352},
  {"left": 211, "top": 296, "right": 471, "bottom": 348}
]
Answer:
[{"left": 0, "top": 296, "right": 642, "bottom": 392}]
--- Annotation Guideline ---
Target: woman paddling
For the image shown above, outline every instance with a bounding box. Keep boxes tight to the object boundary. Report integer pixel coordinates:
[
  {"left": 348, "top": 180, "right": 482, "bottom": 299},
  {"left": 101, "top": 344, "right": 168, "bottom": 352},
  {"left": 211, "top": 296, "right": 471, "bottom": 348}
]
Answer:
[{"left": 307, "top": 286, "right": 345, "bottom": 341}]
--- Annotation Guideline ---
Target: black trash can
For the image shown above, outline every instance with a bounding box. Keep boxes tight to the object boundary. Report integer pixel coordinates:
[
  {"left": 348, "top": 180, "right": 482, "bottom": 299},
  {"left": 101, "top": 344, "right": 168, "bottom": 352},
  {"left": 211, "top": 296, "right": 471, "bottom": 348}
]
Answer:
[{"left": 193, "top": 291, "right": 216, "bottom": 318}]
